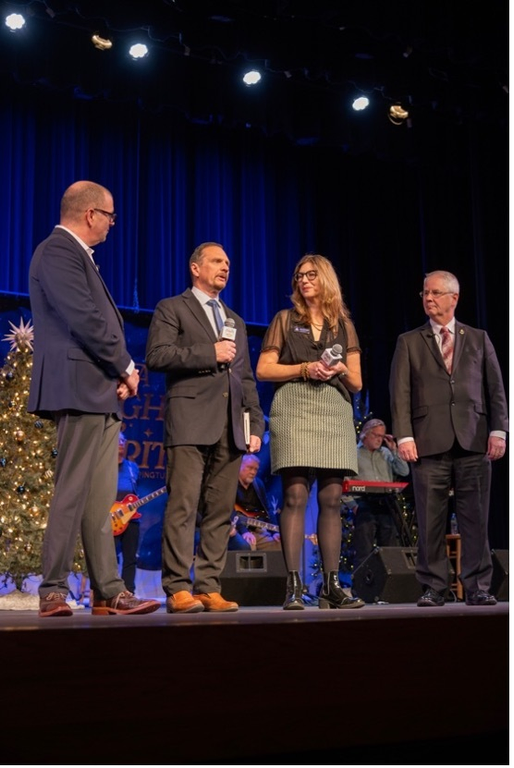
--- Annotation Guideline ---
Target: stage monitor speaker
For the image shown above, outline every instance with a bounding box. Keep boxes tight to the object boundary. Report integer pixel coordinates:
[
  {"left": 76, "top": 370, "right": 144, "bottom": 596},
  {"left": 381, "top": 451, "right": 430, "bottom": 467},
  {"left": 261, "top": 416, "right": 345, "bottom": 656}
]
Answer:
[
  {"left": 352, "top": 547, "right": 422, "bottom": 604},
  {"left": 491, "top": 549, "right": 509, "bottom": 601},
  {"left": 220, "top": 551, "right": 287, "bottom": 606}
]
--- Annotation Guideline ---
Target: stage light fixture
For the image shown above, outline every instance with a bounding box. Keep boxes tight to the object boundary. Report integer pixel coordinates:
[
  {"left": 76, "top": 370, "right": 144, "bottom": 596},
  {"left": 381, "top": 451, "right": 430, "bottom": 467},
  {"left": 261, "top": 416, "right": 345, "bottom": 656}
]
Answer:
[
  {"left": 92, "top": 33, "right": 113, "bottom": 51},
  {"left": 129, "top": 43, "right": 149, "bottom": 60},
  {"left": 5, "top": 13, "right": 26, "bottom": 31},
  {"left": 388, "top": 103, "right": 409, "bottom": 125},
  {"left": 352, "top": 96, "right": 369, "bottom": 111},
  {"left": 242, "top": 70, "right": 262, "bottom": 86}
]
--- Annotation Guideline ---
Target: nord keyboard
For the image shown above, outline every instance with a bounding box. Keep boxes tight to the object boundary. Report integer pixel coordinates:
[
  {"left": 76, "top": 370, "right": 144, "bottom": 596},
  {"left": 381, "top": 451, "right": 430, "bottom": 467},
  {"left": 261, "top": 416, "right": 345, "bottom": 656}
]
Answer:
[{"left": 342, "top": 479, "right": 409, "bottom": 494}]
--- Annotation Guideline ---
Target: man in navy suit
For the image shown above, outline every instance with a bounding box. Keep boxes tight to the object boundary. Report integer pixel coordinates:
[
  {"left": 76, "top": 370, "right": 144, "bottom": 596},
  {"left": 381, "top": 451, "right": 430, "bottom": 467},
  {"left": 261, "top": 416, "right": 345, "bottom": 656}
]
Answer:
[
  {"left": 28, "top": 180, "right": 159, "bottom": 617},
  {"left": 146, "top": 242, "right": 265, "bottom": 613},
  {"left": 390, "top": 270, "right": 508, "bottom": 607}
]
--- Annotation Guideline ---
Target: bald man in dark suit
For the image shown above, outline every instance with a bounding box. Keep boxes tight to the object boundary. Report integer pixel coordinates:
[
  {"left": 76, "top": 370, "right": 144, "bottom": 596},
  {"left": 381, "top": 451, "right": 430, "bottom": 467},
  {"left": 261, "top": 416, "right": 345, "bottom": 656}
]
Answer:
[
  {"left": 146, "top": 242, "right": 264, "bottom": 613},
  {"left": 28, "top": 180, "right": 159, "bottom": 617},
  {"left": 390, "top": 270, "right": 508, "bottom": 607}
]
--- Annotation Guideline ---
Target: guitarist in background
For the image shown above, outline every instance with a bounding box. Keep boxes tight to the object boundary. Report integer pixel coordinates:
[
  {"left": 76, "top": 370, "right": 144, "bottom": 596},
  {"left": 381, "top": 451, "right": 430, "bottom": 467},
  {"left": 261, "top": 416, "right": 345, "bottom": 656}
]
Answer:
[
  {"left": 229, "top": 455, "right": 281, "bottom": 552},
  {"left": 115, "top": 432, "right": 141, "bottom": 594}
]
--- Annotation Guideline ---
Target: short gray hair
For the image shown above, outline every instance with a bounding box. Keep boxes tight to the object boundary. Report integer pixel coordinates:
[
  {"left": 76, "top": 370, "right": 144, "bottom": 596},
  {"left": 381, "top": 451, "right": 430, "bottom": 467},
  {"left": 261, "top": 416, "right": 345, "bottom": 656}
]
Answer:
[{"left": 424, "top": 270, "right": 460, "bottom": 293}]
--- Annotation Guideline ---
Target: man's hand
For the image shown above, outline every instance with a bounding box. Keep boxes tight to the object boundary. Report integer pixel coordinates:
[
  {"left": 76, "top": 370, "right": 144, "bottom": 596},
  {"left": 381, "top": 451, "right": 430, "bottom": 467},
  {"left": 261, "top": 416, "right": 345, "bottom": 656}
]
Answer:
[
  {"left": 117, "top": 380, "right": 130, "bottom": 400},
  {"left": 382, "top": 434, "right": 397, "bottom": 451},
  {"left": 247, "top": 435, "right": 262, "bottom": 453},
  {"left": 215, "top": 340, "right": 236, "bottom": 365},
  {"left": 487, "top": 435, "right": 506, "bottom": 461},
  {"left": 243, "top": 532, "right": 257, "bottom": 550},
  {"left": 398, "top": 439, "right": 418, "bottom": 462},
  {"left": 124, "top": 369, "right": 140, "bottom": 398}
]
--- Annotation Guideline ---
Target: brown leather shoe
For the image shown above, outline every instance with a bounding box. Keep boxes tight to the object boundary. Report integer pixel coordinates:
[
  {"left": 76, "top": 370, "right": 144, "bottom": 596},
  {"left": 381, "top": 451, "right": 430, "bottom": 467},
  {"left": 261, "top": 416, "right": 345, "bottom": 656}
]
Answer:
[
  {"left": 91, "top": 590, "right": 160, "bottom": 616},
  {"left": 39, "top": 592, "right": 73, "bottom": 617},
  {"left": 166, "top": 591, "right": 204, "bottom": 614},
  {"left": 193, "top": 592, "right": 239, "bottom": 612}
]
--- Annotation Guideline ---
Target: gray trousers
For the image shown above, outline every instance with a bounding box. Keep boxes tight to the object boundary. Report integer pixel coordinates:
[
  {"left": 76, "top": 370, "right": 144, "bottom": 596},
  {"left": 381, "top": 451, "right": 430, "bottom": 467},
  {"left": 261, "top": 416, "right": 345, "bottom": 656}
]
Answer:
[{"left": 39, "top": 411, "right": 126, "bottom": 600}]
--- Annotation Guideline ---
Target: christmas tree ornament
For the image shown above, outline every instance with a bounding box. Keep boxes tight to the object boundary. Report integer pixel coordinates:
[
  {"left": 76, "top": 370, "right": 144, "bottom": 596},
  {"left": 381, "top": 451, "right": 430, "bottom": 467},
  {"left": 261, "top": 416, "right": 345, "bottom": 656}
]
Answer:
[{"left": 2, "top": 318, "right": 34, "bottom": 352}]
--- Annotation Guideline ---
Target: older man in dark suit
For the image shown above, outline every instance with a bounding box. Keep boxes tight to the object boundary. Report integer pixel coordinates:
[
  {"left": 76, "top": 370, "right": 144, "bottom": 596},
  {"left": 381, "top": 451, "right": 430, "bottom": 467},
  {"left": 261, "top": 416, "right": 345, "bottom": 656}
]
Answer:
[
  {"left": 146, "top": 242, "right": 264, "bottom": 613},
  {"left": 390, "top": 270, "right": 508, "bottom": 607},
  {"left": 28, "top": 180, "right": 159, "bottom": 617}
]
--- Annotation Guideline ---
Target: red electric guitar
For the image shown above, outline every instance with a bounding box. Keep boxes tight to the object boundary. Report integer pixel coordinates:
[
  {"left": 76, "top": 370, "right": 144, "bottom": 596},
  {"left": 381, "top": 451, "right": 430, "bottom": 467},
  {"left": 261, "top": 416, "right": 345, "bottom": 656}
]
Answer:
[{"left": 110, "top": 487, "right": 167, "bottom": 536}]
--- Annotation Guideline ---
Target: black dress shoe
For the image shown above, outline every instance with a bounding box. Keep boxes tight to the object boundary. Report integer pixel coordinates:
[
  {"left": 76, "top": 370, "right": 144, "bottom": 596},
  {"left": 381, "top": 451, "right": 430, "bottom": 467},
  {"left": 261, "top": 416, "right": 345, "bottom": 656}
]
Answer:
[
  {"left": 465, "top": 590, "right": 497, "bottom": 606},
  {"left": 417, "top": 587, "right": 445, "bottom": 607}
]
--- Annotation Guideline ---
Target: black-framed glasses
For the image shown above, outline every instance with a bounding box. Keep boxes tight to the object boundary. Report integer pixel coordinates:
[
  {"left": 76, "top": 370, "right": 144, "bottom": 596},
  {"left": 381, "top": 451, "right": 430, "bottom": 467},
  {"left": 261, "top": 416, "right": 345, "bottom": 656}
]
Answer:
[
  {"left": 93, "top": 208, "right": 117, "bottom": 223},
  {"left": 419, "top": 290, "right": 453, "bottom": 298},
  {"left": 294, "top": 270, "right": 318, "bottom": 282}
]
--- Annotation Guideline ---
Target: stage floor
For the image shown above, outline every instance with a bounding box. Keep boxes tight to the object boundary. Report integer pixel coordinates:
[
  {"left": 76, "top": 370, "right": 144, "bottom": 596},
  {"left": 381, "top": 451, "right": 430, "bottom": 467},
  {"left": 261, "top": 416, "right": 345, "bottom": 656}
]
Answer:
[{"left": 1, "top": 600, "right": 508, "bottom": 765}]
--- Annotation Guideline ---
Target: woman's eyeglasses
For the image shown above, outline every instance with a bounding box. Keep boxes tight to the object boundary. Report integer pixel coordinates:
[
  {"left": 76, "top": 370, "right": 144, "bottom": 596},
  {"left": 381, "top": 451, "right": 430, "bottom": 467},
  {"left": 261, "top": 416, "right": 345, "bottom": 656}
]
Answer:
[{"left": 294, "top": 270, "right": 318, "bottom": 282}]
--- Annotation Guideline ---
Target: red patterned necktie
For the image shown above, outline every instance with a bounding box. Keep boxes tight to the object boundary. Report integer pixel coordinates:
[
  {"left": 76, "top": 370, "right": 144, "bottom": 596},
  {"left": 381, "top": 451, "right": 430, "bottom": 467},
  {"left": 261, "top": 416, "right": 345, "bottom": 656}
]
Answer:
[{"left": 440, "top": 326, "right": 453, "bottom": 373}]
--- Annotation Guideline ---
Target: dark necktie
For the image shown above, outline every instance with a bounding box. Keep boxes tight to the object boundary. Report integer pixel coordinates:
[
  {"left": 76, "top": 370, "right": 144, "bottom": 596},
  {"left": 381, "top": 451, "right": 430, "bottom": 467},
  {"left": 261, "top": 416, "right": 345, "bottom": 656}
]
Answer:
[
  {"left": 440, "top": 326, "right": 453, "bottom": 373},
  {"left": 207, "top": 299, "right": 224, "bottom": 334}
]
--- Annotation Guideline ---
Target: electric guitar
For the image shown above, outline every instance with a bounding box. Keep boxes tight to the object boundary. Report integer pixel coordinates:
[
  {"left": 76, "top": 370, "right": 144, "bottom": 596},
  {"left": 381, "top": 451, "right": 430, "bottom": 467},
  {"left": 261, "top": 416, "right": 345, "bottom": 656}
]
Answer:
[
  {"left": 233, "top": 505, "right": 318, "bottom": 545},
  {"left": 110, "top": 487, "right": 167, "bottom": 536}
]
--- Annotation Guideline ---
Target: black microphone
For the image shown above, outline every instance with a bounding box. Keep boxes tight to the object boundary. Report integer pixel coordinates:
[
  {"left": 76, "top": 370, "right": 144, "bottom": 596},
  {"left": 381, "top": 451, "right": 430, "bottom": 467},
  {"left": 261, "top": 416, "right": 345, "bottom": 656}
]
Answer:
[
  {"left": 320, "top": 343, "right": 343, "bottom": 367},
  {"left": 219, "top": 317, "right": 237, "bottom": 341}
]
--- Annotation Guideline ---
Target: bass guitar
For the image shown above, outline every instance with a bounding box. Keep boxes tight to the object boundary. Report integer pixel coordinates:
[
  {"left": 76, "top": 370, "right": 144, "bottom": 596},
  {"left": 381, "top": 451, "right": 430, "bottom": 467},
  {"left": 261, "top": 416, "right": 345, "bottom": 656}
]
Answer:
[
  {"left": 233, "top": 506, "right": 318, "bottom": 545},
  {"left": 110, "top": 486, "right": 167, "bottom": 536}
]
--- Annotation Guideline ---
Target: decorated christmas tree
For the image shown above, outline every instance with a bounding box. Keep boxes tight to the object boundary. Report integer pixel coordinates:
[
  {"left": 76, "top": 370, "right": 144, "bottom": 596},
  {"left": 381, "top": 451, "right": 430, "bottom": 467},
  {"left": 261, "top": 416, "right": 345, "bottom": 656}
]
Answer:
[{"left": 0, "top": 319, "right": 86, "bottom": 592}]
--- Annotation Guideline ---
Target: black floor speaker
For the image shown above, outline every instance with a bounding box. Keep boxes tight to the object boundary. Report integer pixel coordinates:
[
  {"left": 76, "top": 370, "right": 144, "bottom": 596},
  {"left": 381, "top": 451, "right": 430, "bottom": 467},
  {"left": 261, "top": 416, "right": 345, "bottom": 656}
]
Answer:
[
  {"left": 352, "top": 547, "right": 422, "bottom": 604},
  {"left": 491, "top": 549, "right": 509, "bottom": 601},
  {"left": 220, "top": 551, "right": 287, "bottom": 606}
]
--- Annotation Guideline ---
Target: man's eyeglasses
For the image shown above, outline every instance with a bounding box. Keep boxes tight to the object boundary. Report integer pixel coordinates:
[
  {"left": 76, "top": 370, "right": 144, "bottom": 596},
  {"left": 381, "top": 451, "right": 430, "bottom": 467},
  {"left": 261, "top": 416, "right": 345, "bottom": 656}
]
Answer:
[
  {"left": 368, "top": 432, "right": 385, "bottom": 439},
  {"left": 294, "top": 270, "right": 318, "bottom": 282},
  {"left": 93, "top": 208, "right": 117, "bottom": 224},
  {"left": 419, "top": 290, "right": 453, "bottom": 298}
]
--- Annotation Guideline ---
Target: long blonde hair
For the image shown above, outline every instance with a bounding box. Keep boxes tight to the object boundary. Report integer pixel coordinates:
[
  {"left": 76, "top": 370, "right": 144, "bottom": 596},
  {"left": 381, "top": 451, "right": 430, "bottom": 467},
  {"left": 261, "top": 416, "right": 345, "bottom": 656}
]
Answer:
[{"left": 290, "top": 254, "right": 350, "bottom": 332}]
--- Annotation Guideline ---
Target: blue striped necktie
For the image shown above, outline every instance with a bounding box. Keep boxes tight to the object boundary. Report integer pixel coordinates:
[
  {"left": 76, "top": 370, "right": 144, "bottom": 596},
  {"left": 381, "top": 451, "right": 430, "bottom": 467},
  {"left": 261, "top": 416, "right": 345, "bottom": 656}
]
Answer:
[{"left": 207, "top": 299, "right": 224, "bottom": 334}]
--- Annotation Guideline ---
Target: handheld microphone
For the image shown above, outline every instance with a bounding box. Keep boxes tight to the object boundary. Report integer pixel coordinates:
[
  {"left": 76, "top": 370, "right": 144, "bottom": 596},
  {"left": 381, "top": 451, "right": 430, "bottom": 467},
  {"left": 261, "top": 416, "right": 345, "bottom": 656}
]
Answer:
[
  {"left": 320, "top": 343, "right": 343, "bottom": 367},
  {"left": 219, "top": 318, "right": 236, "bottom": 370},
  {"left": 219, "top": 317, "right": 237, "bottom": 341}
]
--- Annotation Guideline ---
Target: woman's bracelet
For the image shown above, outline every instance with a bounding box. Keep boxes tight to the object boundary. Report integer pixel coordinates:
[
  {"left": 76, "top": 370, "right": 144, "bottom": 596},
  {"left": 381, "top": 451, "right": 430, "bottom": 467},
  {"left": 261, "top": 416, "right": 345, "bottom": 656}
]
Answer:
[{"left": 301, "top": 362, "right": 309, "bottom": 381}]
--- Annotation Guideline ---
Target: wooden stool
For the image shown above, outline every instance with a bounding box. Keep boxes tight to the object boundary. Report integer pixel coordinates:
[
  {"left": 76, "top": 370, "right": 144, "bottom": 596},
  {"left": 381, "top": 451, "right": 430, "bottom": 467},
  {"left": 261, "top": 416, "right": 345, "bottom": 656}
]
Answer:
[{"left": 446, "top": 534, "right": 463, "bottom": 600}]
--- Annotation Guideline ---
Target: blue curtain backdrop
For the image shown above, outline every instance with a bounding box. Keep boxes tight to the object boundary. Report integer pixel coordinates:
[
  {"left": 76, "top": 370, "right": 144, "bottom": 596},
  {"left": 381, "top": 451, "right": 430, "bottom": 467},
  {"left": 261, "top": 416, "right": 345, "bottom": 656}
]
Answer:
[{"left": 0, "top": 82, "right": 508, "bottom": 548}]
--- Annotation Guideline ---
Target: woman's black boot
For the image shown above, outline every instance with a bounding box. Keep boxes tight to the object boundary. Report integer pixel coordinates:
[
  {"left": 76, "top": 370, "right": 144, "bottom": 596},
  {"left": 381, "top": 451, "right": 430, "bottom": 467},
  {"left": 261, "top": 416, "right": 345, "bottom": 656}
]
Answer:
[
  {"left": 319, "top": 570, "right": 365, "bottom": 609},
  {"left": 283, "top": 570, "right": 305, "bottom": 610}
]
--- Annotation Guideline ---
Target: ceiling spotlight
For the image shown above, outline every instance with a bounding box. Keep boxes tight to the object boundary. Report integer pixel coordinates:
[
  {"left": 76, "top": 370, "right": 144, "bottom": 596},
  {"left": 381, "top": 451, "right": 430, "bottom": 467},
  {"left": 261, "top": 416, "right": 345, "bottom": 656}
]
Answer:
[
  {"left": 129, "top": 43, "right": 149, "bottom": 60},
  {"left": 388, "top": 103, "right": 409, "bottom": 125},
  {"left": 352, "top": 96, "right": 369, "bottom": 111},
  {"left": 92, "top": 33, "right": 113, "bottom": 51},
  {"left": 5, "top": 13, "right": 26, "bottom": 31},
  {"left": 242, "top": 70, "right": 262, "bottom": 86}
]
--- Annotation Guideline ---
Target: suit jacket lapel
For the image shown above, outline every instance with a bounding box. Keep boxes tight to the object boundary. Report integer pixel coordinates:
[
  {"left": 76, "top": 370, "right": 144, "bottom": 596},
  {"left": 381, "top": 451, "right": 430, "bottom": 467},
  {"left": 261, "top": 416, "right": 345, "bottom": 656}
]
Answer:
[
  {"left": 85, "top": 252, "right": 124, "bottom": 327},
  {"left": 421, "top": 324, "right": 446, "bottom": 370},
  {"left": 451, "top": 322, "right": 465, "bottom": 372},
  {"left": 183, "top": 289, "right": 218, "bottom": 340}
]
